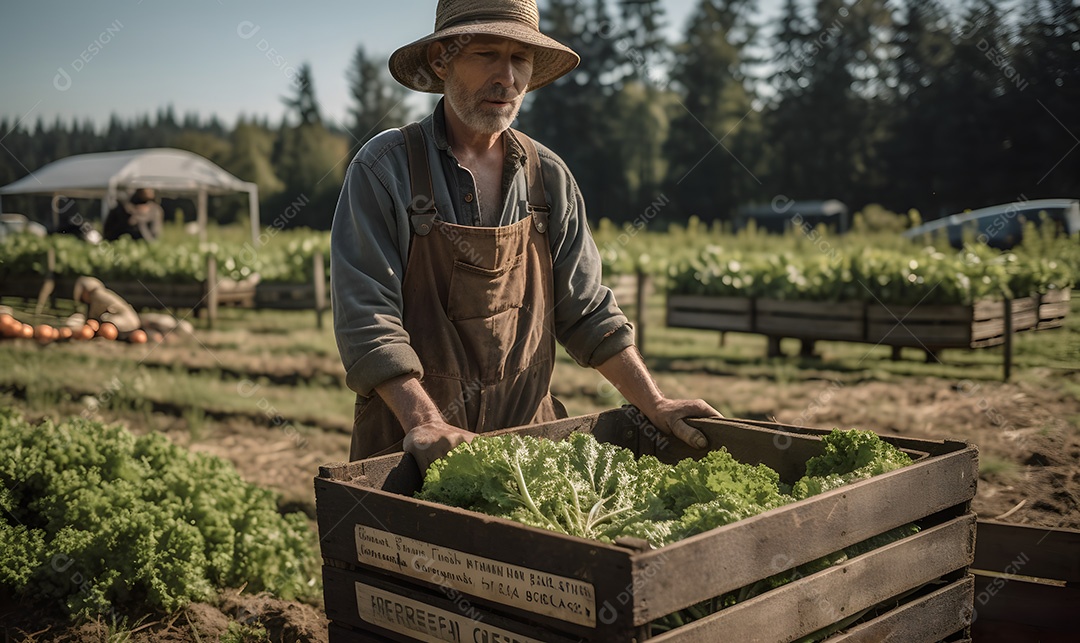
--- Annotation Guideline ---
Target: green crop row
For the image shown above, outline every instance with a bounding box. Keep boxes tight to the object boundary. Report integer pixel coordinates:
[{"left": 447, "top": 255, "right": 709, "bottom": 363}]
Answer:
[
  {"left": 594, "top": 218, "right": 1078, "bottom": 305},
  {"left": 0, "top": 228, "right": 329, "bottom": 285},
  {"left": 0, "top": 408, "right": 319, "bottom": 617}
]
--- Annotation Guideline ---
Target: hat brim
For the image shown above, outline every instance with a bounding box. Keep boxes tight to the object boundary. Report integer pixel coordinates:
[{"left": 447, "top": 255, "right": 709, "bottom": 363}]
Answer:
[{"left": 389, "top": 21, "right": 580, "bottom": 94}]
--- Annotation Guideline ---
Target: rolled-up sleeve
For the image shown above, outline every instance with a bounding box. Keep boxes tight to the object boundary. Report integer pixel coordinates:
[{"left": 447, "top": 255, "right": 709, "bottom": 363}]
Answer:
[
  {"left": 542, "top": 151, "right": 635, "bottom": 367},
  {"left": 331, "top": 157, "right": 423, "bottom": 396}
]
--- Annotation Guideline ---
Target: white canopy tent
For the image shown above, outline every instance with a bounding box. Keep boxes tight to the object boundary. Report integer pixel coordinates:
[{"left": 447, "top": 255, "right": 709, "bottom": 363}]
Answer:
[{"left": 0, "top": 148, "right": 260, "bottom": 245}]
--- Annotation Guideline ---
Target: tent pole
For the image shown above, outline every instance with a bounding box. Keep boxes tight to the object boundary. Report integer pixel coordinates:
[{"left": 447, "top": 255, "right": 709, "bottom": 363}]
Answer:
[
  {"left": 197, "top": 189, "right": 208, "bottom": 243},
  {"left": 51, "top": 194, "right": 61, "bottom": 230},
  {"left": 249, "top": 187, "right": 260, "bottom": 247}
]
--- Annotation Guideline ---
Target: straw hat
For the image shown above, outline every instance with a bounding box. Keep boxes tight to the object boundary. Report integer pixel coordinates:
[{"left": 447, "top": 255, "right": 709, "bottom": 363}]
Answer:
[{"left": 389, "top": 0, "right": 580, "bottom": 94}]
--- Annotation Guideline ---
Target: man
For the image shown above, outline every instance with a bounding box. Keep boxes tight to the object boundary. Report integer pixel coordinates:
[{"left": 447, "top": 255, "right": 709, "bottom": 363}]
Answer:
[
  {"left": 331, "top": 0, "right": 720, "bottom": 470},
  {"left": 104, "top": 188, "right": 164, "bottom": 242}
]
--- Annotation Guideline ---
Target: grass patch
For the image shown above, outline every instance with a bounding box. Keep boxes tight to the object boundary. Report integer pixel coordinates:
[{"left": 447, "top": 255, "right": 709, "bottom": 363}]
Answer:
[{"left": 979, "top": 456, "right": 1020, "bottom": 479}]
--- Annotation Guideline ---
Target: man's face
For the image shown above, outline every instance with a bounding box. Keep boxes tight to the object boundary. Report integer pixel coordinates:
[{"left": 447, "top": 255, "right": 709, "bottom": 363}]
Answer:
[{"left": 435, "top": 35, "right": 534, "bottom": 135}]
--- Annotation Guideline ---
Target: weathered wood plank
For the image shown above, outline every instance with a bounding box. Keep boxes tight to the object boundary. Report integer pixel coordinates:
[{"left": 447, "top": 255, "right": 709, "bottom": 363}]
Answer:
[
  {"left": 667, "top": 295, "right": 753, "bottom": 313},
  {"left": 757, "top": 316, "right": 864, "bottom": 341},
  {"left": 826, "top": 575, "right": 974, "bottom": 642},
  {"left": 866, "top": 323, "right": 972, "bottom": 347},
  {"left": 647, "top": 515, "right": 975, "bottom": 643},
  {"left": 971, "top": 574, "right": 1080, "bottom": 631},
  {"left": 868, "top": 303, "right": 973, "bottom": 324},
  {"left": 756, "top": 299, "right": 864, "bottom": 316},
  {"left": 323, "top": 565, "right": 579, "bottom": 643},
  {"left": 972, "top": 520, "right": 1080, "bottom": 583},
  {"left": 1039, "top": 288, "right": 1071, "bottom": 305},
  {"left": 665, "top": 310, "right": 754, "bottom": 332}
]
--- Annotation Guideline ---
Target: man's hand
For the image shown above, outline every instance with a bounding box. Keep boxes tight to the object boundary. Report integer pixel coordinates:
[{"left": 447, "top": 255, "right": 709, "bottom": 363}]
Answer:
[
  {"left": 374, "top": 374, "right": 477, "bottom": 472},
  {"left": 645, "top": 397, "right": 721, "bottom": 450},
  {"left": 596, "top": 347, "right": 722, "bottom": 451},
  {"left": 403, "top": 421, "right": 477, "bottom": 473}
]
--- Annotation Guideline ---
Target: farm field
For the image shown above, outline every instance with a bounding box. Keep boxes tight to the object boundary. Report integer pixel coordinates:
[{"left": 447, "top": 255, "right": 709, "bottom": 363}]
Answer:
[{"left": 1, "top": 274, "right": 1078, "bottom": 640}]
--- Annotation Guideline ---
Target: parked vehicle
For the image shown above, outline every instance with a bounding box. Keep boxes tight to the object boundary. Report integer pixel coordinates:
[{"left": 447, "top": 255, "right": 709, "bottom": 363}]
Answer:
[
  {"left": 734, "top": 199, "right": 850, "bottom": 234},
  {"left": 903, "top": 199, "right": 1080, "bottom": 249}
]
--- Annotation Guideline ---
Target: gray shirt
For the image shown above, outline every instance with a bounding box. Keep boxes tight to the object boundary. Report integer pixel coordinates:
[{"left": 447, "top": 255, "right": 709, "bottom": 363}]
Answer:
[{"left": 331, "top": 100, "right": 633, "bottom": 397}]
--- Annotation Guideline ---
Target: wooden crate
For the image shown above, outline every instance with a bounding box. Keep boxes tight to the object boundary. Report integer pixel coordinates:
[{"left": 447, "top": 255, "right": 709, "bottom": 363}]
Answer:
[
  {"left": 255, "top": 282, "right": 319, "bottom": 309},
  {"left": 1036, "top": 288, "right": 1071, "bottom": 330},
  {"left": 969, "top": 520, "right": 1080, "bottom": 642},
  {"left": 316, "top": 408, "right": 978, "bottom": 642},
  {"left": 755, "top": 299, "right": 865, "bottom": 342},
  {"left": 665, "top": 295, "right": 754, "bottom": 332}
]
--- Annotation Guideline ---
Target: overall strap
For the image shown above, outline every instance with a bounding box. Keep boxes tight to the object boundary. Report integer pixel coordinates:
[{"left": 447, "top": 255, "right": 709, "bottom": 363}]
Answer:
[
  {"left": 401, "top": 122, "right": 437, "bottom": 236},
  {"left": 510, "top": 128, "right": 550, "bottom": 234}
]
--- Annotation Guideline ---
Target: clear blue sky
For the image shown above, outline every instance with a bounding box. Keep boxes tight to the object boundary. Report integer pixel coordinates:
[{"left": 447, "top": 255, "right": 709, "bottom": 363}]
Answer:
[{"left": 0, "top": 0, "right": 787, "bottom": 132}]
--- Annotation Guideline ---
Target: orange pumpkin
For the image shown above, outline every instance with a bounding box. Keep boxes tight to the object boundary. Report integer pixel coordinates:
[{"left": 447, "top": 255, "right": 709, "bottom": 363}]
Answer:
[{"left": 97, "top": 322, "right": 119, "bottom": 341}]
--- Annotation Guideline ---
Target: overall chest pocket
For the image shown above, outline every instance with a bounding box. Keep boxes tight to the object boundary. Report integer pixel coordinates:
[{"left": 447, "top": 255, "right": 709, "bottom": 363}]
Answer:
[{"left": 446, "top": 254, "right": 526, "bottom": 320}]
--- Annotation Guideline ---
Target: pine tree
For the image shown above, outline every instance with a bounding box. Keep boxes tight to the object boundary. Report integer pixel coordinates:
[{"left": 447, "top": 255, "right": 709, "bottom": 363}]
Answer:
[
  {"left": 662, "top": 0, "right": 763, "bottom": 222},
  {"left": 763, "top": 0, "right": 893, "bottom": 209},
  {"left": 879, "top": 0, "right": 956, "bottom": 214},
  {"left": 1010, "top": 0, "right": 1080, "bottom": 200},
  {"left": 282, "top": 63, "right": 323, "bottom": 126},
  {"left": 518, "top": 0, "right": 630, "bottom": 219},
  {"left": 933, "top": 0, "right": 1014, "bottom": 212},
  {"left": 347, "top": 46, "right": 410, "bottom": 149}
]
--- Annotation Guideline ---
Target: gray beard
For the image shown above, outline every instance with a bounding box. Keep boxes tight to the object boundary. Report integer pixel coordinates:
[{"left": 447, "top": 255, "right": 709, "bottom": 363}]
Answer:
[{"left": 444, "top": 72, "right": 524, "bottom": 135}]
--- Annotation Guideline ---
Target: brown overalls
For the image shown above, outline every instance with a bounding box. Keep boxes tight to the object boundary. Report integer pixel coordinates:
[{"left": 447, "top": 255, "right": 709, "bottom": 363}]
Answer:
[{"left": 349, "top": 123, "right": 565, "bottom": 460}]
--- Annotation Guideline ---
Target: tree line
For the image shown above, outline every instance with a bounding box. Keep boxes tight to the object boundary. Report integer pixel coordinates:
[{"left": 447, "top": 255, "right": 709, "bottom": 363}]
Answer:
[{"left": 0, "top": 0, "right": 1076, "bottom": 230}]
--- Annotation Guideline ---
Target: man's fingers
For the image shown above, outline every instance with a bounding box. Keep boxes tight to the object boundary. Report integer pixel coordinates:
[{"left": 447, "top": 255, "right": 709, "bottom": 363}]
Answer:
[{"left": 672, "top": 418, "right": 709, "bottom": 450}]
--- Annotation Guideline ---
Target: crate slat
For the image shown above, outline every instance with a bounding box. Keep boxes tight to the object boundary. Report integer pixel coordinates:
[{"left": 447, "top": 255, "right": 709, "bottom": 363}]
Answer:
[
  {"left": 665, "top": 310, "right": 753, "bottom": 332},
  {"left": 868, "top": 304, "right": 973, "bottom": 324},
  {"left": 647, "top": 515, "right": 975, "bottom": 643},
  {"left": 826, "top": 575, "right": 974, "bottom": 643},
  {"left": 324, "top": 566, "right": 580, "bottom": 643},
  {"left": 757, "top": 317, "right": 865, "bottom": 341},
  {"left": 971, "top": 574, "right": 1080, "bottom": 631}
]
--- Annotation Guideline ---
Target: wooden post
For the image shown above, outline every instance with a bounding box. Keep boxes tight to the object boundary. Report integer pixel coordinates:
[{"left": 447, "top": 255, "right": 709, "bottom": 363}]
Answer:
[
  {"left": 196, "top": 189, "right": 209, "bottom": 243},
  {"left": 314, "top": 251, "right": 327, "bottom": 330},
  {"left": 36, "top": 248, "right": 57, "bottom": 315},
  {"left": 205, "top": 254, "right": 219, "bottom": 329},
  {"left": 1003, "top": 298, "right": 1013, "bottom": 382},
  {"left": 635, "top": 269, "right": 648, "bottom": 357}
]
